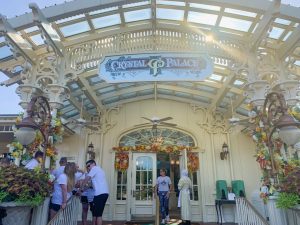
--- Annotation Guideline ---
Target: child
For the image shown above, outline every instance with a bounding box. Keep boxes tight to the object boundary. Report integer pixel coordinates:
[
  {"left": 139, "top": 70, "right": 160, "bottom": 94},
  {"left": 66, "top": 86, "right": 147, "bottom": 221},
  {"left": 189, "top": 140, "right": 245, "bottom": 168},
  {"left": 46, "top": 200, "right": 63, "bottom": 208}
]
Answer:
[{"left": 155, "top": 168, "right": 172, "bottom": 224}]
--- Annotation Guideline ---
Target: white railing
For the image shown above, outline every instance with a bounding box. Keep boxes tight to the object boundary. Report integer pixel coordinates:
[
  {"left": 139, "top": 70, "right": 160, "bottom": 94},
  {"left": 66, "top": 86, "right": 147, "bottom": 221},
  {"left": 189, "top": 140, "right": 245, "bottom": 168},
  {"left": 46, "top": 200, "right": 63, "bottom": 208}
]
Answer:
[
  {"left": 67, "top": 28, "right": 242, "bottom": 71},
  {"left": 47, "top": 196, "right": 80, "bottom": 225},
  {"left": 236, "top": 197, "right": 269, "bottom": 225}
]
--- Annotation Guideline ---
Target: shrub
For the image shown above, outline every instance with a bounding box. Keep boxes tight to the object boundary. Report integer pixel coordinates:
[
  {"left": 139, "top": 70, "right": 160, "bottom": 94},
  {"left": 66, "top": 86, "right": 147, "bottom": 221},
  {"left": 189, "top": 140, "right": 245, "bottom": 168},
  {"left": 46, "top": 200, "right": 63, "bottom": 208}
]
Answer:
[
  {"left": 277, "top": 167, "right": 300, "bottom": 209},
  {"left": 0, "top": 165, "right": 52, "bottom": 206}
]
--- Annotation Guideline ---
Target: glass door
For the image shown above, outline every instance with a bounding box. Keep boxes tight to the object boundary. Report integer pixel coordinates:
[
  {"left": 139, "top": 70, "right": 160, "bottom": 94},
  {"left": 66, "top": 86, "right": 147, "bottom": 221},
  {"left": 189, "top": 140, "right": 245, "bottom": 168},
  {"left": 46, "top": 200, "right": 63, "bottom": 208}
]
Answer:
[{"left": 131, "top": 153, "right": 156, "bottom": 218}]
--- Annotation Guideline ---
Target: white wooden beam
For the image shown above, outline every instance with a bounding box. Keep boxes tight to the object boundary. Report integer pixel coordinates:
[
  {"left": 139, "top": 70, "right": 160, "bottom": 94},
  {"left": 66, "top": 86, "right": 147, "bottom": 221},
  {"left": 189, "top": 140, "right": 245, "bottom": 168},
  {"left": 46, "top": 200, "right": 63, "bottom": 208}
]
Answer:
[
  {"left": 278, "top": 24, "right": 300, "bottom": 59},
  {"left": 77, "top": 76, "right": 105, "bottom": 110},
  {"left": 29, "top": 3, "right": 64, "bottom": 57},
  {"left": 68, "top": 95, "right": 91, "bottom": 119},
  {"left": 208, "top": 72, "right": 236, "bottom": 110},
  {"left": 250, "top": 0, "right": 281, "bottom": 51},
  {"left": 0, "top": 15, "right": 37, "bottom": 65}
]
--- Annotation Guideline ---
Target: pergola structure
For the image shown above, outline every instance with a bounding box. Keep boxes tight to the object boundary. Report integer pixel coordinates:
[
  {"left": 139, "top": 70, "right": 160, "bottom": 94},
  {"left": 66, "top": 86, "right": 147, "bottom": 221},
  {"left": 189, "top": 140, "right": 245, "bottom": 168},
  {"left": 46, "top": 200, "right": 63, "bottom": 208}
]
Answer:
[
  {"left": 0, "top": 0, "right": 300, "bottom": 127},
  {"left": 1, "top": 1, "right": 300, "bottom": 223}
]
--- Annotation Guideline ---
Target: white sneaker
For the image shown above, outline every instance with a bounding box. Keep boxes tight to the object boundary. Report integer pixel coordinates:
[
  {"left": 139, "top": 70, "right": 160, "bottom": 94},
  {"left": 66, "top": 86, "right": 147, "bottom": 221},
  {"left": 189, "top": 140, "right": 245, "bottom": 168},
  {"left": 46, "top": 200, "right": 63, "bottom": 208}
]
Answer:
[
  {"left": 166, "top": 215, "right": 170, "bottom": 222},
  {"left": 161, "top": 219, "right": 165, "bottom": 224}
]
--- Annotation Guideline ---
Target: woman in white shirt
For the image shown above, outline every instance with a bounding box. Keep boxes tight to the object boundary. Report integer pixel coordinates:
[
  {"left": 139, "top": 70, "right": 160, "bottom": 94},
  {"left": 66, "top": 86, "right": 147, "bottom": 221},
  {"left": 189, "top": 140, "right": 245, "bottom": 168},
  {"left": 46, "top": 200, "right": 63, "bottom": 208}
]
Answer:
[{"left": 49, "top": 162, "right": 77, "bottom": 219}]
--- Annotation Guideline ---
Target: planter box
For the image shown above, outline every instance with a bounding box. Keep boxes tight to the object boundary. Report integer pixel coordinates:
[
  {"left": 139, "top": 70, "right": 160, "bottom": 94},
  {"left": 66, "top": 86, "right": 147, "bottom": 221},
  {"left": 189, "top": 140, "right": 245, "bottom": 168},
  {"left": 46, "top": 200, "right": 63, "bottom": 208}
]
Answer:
[
  {"left": 30, "top": 197, "right": 50, "bottom": 225},
  {"left": 286, "top": 205, "right": 300, "bottom": 225},
  {"left": 0, "top": 202, "right": 32, "bottom": 225},
  {"left": 267, "top": 196, "right": 288, "bottom": 225}
]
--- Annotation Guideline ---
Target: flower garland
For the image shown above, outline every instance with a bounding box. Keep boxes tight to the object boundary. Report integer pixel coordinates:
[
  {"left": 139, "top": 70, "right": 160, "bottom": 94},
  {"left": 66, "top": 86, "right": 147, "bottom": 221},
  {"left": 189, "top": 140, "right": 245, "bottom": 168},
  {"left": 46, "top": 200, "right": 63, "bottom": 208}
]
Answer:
[
  {"left": 112, "top": 145, "right": 194, "bottom": 154},
  {"left": 115, "top": 152, "right": 129, "bottom": 172},
  {"left": 8, "top": 112, "right": 64, "bottom": 164},
  {"left": 187, "top": 152, "right": 199, "bottom": 173}
]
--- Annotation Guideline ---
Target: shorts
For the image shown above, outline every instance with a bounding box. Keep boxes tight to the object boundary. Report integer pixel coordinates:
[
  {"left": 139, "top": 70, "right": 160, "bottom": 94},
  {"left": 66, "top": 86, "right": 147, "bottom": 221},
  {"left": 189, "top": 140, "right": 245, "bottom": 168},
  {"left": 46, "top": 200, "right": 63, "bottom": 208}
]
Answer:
[
  {"left": 49, "top": 202, "right": 61, "bottom": 212},
  {"left": 92, "top": 194, "right": 109, "bottom": 217},
  {"left": 81, "top": 196, "right": 88, "bottom": 204}
]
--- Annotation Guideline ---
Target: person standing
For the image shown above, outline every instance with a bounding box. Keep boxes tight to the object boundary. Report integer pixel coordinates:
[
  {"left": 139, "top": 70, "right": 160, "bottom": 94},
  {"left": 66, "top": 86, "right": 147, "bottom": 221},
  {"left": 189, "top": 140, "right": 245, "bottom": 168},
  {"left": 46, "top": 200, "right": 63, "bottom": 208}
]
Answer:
[
  {"left": 25, "top": 151, "right": 43, "bottom": 170},
  {"left": 79, "top": 166, "right": 94, "bottom": 225},
  {"left": 52, "top": 157, "right": 68, "bottom": 179},
  {"left": 80, "top": 160, "right": 109, "bottom": 225},
  {"left": 155, "top": 168, "right": 172, "bottom": 224},
  {"left": 177, "top": 169, "right": 192, "bottom": 225},
  {"left": 49, "top": 162, "right": 77, "bottom": 219}
]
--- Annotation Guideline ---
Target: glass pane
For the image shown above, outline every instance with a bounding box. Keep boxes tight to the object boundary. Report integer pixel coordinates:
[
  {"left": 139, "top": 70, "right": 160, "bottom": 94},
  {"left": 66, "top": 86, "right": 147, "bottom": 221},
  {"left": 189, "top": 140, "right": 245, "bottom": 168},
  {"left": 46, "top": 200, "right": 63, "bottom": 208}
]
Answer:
[
  {"left": 136, "top": 171, "right": 141, "bottom": 184},
  {"left": 141, "top": 171, "right": 147, "bottom": 184},
  {"left": 189, "top": 3, "right": 220, "bottom": 11},
  {"left": 124, "top": 9, "right": 151, "bottom": 22},
  {"left": 156, "top": 8, "right": 184, "bottom": 21},
  {"left": 224, "top": 8, "right": 257, "bottom": 17},
  {"left": 0, "top": 46, "right": 13, "bottom": 59},
  {"left": 188, "top": 11, "right": 218, "bottom": 26},
  {"left": 117, "top": 186, "right": 121, "bottom": 200},
  {"left": 119, "top": 128, "right": 195, "bottom": 147},
  {"left": 60, "top": 21, "right": 90, "bottom": 37},
  {"left": 92, "top": 14, "right": 121, "bottom": 29},
  {"left": 117, "top": 171, "right": 122, "bottom": 183},
  {"left": 219, "top": 16, "right": 252, "bottom": 32},
  {"left": 148, "top": 171, "right": 153, "bottom": 184},
  {"left": 122, "top": 171, "right": 127, "bottom": 183},
  {"left": 193, "top": 187, "right": 199, "bottom": 200},
  {"left": 192, "top": 172, "right": 198, "bottom": 184},
  {"left": 268, "top": 27, "right": 284, "bottom": 39},
  {"left": 136, "top": 186, "right": 141, "bottom": 200},
  {"left": 122, "top": 186, "right": 127, "bottom": 200}
]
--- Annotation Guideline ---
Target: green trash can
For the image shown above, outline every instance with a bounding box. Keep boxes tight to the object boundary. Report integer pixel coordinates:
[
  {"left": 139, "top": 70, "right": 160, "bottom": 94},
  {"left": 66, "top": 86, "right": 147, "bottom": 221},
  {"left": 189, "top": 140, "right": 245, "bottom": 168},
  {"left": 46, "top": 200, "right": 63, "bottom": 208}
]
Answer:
[
  {"left": 231, "top": 180, "right": 245, "bottom": 197},
  {"left": 216, "top": 180, "right": 228, "bottom": 200}
]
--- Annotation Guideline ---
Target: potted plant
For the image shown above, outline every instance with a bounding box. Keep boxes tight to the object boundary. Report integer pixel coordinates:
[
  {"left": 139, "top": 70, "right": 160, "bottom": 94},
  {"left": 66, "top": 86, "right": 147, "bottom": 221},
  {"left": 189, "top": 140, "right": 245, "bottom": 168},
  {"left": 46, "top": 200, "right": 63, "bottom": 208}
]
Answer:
[{"left": 0, "top": 165, "right": 52, "bottom": 225}]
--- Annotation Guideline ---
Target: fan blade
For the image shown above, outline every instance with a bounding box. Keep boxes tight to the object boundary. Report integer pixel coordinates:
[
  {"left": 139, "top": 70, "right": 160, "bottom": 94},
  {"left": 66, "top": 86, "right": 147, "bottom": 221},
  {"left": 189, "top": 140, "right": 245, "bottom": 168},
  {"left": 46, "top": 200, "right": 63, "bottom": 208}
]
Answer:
[
  {"left": 134, "top": 122, "right": 152, "bottom": 127},
  {"left": 85, "top": 125, "right": 98, "bottom": 131},
  {"left": 141, "top": 117, "right": 153, "bottom": 122},
  {"left": 159, "top": 117, "right": 173, "bottom": 122},
  {"left": 160, "top": 122, "right": 177, "bottom": 126}
]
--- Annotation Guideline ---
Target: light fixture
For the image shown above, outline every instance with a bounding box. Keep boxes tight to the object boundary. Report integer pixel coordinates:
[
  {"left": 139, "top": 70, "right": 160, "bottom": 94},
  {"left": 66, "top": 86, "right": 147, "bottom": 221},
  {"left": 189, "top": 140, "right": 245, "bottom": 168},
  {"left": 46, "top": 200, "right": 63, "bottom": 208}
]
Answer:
[
  {"left": 262, "top": 92, "right": 300, "bottom": 181},
  {"left": 87, "top": 142, "right": 95, "bottom": 160},
  {"left": 170, "top": 159, "right": 175, "bottom": 165},
  {"left": 220, "top": 142, "right": 229, "bottom": 160},
  {"left": 15, "top": 96, "right": 52, "bottom": 169}
]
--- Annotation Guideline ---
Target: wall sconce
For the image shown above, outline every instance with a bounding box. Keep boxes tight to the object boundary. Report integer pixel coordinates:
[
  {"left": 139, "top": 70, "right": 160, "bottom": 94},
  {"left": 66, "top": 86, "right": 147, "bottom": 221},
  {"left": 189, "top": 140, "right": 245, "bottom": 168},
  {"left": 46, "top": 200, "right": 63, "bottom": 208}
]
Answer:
[
  {"left": 87, "top": 142, "right": 95, "bottom": 160},
  {"left": 170, "top": 159, "right": 175, "bottom": 165},
  {"left": 220, "top": 142, "right": 229, "bottom": 160}
]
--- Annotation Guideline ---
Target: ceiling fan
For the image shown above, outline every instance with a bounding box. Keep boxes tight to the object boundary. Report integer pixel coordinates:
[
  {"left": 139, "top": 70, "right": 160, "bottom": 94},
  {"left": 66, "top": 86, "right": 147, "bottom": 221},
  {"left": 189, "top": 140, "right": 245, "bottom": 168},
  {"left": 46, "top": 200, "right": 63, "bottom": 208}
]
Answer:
[
  {"left": 65, "top": 96, "right": 98, "bottom": 131},
  {"left": 137, "top": 116, "right": 177, "bottom": 129}
]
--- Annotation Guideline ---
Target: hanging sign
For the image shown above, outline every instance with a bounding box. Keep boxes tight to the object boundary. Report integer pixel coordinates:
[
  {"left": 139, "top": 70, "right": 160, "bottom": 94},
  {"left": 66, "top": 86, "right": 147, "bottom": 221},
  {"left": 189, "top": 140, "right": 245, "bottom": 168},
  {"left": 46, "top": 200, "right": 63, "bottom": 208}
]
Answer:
[{"left": 99, "top": 52, "right": 213, "bottom": 83}]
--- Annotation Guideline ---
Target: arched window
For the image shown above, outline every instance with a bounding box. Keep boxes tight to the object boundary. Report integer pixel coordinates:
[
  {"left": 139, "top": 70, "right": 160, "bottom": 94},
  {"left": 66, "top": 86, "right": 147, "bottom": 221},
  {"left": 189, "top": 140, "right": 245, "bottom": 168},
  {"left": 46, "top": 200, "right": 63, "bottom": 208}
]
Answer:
[{"left": 119, "top": 128, "right": 195, "bottom": 147}]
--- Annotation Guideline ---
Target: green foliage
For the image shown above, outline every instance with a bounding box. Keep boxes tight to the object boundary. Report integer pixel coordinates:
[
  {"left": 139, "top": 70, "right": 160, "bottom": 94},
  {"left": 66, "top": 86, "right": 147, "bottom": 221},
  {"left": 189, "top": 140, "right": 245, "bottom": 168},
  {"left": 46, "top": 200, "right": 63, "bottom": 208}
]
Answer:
[
  {"left": 279, "top": 167, "right": 300, "bottom": 195},
  {"left": 0, "top": 165, "right": 52, "bottom": 206},
  {"left": 276, "top": 192, "right": 300, "bottom": 209},
  {"left": 0, "top": 191, "right": 9, "bottom": 202}
]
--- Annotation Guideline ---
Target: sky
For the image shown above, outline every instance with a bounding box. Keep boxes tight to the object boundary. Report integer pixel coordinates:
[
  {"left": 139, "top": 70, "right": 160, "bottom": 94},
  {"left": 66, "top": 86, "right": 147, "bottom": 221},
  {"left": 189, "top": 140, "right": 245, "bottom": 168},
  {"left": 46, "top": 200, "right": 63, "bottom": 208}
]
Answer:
[
  {"left": 0, "top": 0, "right": 68, "bottom": 114},
  {"left": 0, "top": 0, "right": 299, "bottom": 114}
]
